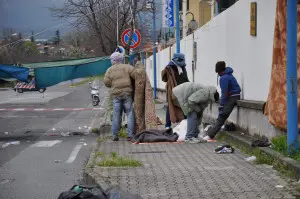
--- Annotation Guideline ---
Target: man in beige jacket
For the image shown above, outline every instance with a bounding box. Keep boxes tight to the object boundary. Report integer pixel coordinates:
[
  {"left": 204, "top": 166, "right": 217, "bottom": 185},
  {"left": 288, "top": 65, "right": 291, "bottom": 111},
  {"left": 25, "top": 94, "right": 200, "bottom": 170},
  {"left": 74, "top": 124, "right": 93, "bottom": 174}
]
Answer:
[{"left": 104, "top": 52, "right": 135, "bottom": 141}]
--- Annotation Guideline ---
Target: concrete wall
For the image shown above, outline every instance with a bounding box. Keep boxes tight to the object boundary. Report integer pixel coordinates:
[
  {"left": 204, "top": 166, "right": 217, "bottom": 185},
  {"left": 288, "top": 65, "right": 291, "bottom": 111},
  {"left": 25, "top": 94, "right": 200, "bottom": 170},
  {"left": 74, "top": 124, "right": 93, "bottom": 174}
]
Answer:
[
  {"left": 147, "top": 0, "right": 277, "bottom": 101},
  {"left": 146, "top": 0, "right": 283, "bottom": 138}
]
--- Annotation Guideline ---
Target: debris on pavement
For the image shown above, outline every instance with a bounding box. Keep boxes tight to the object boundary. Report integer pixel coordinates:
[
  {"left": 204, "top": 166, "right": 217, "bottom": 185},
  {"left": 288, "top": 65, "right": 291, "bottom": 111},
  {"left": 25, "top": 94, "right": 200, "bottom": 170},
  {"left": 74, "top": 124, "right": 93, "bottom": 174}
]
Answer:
[
  {"left": 4, "top": 132, "right": 9, "bottom": 135},
  {"left": 251, "top": 136, "right": 271, "bottom": 147},
  {"left": 84, "top": 125, "right": 88, "bottom": 129},
  {"left": 275, "top": 185, "right": 284, "bottom": 188},
  {"left": 71, "top": 132, "right": 84, "bottom": 136},
  {"left": 52, "top": 128, "right": 56, "bottom": 131},
  {"left": 54, "top": 160, "right": 62, "bottom": 163},
  {"left": 61, "top": 132, "right": 70, "bottom": 137},
  {"left": 215, "top": 145, "right": 235, "bottom": 154},
  {"left": 78, "top": 127, "right": 82, "bottom": 130},
  {"left": 245, "top": 156, "right": 257, "bottom": 162}
]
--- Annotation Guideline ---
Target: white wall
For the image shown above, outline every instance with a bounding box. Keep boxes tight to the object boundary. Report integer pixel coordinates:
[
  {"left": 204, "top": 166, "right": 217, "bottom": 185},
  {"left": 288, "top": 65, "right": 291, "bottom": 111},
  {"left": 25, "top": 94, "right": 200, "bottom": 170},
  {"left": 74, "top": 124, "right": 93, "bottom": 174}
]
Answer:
[{"left": 146, "top": 0, "right": 277, "bottom": 101}]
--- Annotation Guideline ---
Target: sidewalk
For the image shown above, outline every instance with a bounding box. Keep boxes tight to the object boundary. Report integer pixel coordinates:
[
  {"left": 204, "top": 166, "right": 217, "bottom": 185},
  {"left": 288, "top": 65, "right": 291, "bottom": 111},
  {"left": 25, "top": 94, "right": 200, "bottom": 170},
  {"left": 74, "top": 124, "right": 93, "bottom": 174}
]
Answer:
[{"left": 87, "top": 104, "right": 296, "bottom": 199}]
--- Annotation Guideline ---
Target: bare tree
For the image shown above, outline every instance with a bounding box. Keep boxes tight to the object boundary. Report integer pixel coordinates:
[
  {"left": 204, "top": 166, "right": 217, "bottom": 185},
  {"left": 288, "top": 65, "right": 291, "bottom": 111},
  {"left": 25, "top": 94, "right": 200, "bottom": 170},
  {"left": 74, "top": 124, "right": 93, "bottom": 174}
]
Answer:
[{"left": 50, "top": 0, "right": 152, "bottom": 56}]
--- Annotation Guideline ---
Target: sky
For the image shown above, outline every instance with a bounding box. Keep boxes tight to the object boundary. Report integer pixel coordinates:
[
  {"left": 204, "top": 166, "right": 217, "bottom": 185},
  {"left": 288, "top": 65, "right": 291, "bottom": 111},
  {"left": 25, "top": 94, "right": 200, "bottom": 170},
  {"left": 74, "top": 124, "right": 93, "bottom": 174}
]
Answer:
[
  {"left": 0, "top": 0, "right": 69, "bottom": 39},
  {"left": 0, "top": 0, "right": 162, "bottom": 40}
]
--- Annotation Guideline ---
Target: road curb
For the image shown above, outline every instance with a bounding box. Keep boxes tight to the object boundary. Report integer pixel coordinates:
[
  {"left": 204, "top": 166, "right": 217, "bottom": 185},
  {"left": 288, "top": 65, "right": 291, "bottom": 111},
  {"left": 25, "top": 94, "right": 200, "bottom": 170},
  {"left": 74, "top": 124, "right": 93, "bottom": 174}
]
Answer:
[
  {"left": 219, "top": 131, "right": 300, "bottom": 180},
  {"left": 83, "top": 97, "right": 112, "bottom": 188}
]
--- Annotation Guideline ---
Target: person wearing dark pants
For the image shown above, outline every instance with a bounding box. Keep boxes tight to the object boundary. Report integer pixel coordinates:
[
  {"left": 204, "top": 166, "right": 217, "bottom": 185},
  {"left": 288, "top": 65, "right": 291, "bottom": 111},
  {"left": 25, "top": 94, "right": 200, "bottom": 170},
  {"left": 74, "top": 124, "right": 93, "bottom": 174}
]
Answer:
[{"left": 203, "top": 61, "right": 241, "bottom": 140}]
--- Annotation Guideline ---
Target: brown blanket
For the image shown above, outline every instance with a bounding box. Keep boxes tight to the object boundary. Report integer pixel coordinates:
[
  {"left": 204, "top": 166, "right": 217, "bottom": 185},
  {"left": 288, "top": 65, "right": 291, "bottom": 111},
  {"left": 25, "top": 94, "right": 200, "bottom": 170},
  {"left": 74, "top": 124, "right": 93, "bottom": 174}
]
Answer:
[
  {"left": 133, "top": 62, "right": 157, "bottom": 133},
  {"left": 161, "top": 67, "right": 185, "bottom": 123},
  {"left": 264, "top": 0, "right": 300, "bottom": 129}
]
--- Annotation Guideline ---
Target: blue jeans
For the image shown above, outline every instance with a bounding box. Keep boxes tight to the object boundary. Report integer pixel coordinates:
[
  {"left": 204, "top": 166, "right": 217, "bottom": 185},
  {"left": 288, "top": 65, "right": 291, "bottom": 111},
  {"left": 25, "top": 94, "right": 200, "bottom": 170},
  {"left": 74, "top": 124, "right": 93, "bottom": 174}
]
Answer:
[
  {"left": 112, "top": 95, "right": 134, "bottom": 138},
  {"left": 186, "top": 111, "right": 201, "bottom": 139}
]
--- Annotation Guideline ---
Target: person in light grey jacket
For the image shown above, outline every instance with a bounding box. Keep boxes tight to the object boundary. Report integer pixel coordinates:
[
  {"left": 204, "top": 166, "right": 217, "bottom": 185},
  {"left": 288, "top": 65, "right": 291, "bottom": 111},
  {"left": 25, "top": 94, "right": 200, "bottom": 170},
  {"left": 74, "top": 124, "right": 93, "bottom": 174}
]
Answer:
[{"left": 173, "top": 82, "right": 219, "bottom": 143}]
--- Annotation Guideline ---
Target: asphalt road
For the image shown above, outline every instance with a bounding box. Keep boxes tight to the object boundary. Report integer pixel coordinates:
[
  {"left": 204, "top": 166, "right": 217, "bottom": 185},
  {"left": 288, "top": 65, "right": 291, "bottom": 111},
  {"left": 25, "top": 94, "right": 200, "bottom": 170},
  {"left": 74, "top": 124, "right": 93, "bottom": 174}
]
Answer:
[{"left": 0, "top": 82, "right": 108, "bottom": 199}]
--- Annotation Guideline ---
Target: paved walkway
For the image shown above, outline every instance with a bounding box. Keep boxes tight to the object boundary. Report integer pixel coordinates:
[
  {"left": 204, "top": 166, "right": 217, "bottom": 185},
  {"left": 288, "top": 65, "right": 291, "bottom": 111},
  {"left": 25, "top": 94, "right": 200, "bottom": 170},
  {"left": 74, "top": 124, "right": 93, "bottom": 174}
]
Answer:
[{"left": 89, "top": 104, "right": 296, "bottom": 199}]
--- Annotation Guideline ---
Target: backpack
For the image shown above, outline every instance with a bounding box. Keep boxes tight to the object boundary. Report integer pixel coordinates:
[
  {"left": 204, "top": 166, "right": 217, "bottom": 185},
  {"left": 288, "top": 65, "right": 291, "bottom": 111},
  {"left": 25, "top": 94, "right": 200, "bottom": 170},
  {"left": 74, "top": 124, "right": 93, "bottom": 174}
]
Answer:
[{"left": 58, "top": 185, "right": 106, "bottom": 199}]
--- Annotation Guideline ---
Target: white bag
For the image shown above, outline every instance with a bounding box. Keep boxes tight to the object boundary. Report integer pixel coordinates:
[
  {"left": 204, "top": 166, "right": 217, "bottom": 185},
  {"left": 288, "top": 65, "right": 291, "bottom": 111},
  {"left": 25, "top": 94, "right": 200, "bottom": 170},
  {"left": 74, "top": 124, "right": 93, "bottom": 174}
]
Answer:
[{"left": 173, "top": 119, "right": 188, "bottom": 141}]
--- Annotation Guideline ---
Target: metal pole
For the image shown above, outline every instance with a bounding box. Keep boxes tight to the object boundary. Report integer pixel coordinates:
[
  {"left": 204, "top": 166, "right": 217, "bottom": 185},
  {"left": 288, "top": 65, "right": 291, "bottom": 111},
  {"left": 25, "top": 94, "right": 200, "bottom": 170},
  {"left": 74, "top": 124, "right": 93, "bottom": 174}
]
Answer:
[
  {"left": 138, "top": 12, "right": 145, "bottom": 65},
  {"left": 175, "top": 0, "right": 180, "bottom": 53},
  {"left": 152, "top": 1, "right": 157, "bottom": 99},
  {"left": 201, "top": 0, "right": 204, "bottom": 26},
  {"left": 287, "top": 0, "right": 298, "bottom": 153},
  {"left": 117, "top": 4, "right": 119, "bottom": 45}
]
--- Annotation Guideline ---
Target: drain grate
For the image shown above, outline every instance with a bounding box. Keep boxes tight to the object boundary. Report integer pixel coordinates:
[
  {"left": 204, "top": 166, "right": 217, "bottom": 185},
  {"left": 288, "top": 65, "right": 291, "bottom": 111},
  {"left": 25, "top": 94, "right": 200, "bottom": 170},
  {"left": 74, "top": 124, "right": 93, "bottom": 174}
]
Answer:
[{"left": 129, "top": 151, "right": 166, "bottom": 154}]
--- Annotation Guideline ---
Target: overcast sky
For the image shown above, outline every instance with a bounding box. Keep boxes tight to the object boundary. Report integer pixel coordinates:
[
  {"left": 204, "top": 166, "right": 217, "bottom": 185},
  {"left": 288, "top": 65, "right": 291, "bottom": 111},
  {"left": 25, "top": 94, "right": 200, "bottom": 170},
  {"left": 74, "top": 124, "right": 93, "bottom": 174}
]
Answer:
[
  {"left": 0, "top": 0, "right": 162, "bottom": 39},
  {"left": 0, "top": 0, "right": 69, "bottom": 39}
]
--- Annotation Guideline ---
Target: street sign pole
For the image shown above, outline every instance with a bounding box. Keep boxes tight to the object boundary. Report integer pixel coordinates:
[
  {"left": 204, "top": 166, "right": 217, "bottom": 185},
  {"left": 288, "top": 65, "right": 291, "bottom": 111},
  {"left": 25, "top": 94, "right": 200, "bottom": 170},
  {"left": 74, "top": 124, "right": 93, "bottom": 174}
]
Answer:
[{"left": 287, "top": 0, "right": 298, "bottom": 153}]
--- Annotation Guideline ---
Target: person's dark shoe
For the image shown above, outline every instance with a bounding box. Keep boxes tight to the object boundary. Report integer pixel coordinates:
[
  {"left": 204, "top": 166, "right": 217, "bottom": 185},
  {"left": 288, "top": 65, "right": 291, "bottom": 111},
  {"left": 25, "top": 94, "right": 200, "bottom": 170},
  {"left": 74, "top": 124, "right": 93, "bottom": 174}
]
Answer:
[
  {"left": 127, "top": 137, "right": 132, "bottom": 141},
  {"left": 113, "top": 136, "right": 119, "bottom": 141}
]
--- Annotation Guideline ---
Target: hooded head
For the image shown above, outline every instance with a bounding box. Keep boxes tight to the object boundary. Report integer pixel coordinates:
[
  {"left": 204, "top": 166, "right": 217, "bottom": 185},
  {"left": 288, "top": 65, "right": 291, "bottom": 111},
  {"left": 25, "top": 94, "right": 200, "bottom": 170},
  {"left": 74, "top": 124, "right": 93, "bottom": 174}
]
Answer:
[
  {"left": 215, "top": 61, "right": 226, "bottom": 74},
  {"left": 110, "top": 52, "right": 123, "bottom": 65},
  {"left": 172, "top": 53, "right": 186, "bottom": 67}
]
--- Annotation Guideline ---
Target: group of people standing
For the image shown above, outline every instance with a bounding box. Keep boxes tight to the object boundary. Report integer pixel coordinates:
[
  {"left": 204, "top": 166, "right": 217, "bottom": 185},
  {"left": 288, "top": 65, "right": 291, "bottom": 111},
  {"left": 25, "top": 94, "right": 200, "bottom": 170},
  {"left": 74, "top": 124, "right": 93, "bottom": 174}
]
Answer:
[{"left": 104, "top": 50, "right": 241, "bottom": 143}]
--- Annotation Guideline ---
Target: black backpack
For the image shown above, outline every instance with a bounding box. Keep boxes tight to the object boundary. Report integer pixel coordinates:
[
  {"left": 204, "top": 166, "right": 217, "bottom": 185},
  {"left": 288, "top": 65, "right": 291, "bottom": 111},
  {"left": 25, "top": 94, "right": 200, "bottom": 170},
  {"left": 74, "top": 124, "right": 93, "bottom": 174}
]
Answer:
[{"left": 58, "top": 185, "right": 106, "bottom": 199}]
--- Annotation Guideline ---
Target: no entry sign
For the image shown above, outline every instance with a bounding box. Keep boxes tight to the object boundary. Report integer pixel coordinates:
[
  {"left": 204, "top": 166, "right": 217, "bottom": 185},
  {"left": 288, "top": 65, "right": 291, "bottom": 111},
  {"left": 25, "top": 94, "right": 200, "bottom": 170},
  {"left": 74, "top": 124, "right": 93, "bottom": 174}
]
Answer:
[{"left": 121, "top": 29, "right": 141, "bottom": 49}]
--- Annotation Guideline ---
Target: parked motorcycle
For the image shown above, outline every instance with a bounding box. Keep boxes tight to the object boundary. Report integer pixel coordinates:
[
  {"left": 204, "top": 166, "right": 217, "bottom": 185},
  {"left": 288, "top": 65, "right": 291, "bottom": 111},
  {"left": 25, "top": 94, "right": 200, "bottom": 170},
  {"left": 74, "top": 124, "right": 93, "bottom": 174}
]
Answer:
[{"left": 89, "top": 81, "right": 100, "bottom": 106}]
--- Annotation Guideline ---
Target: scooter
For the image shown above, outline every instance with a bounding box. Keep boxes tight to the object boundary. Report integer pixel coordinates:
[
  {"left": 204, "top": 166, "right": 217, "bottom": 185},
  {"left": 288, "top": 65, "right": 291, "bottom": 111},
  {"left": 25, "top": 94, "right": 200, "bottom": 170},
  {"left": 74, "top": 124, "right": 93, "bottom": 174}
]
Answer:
[{"left": 89, "top": 82, "right": 100, "bottom": 106}]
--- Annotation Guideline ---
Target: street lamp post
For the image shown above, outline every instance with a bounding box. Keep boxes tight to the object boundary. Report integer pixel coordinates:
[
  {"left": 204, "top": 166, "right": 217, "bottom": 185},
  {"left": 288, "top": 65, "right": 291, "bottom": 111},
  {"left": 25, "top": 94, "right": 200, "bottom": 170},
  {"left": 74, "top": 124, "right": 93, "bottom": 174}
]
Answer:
[
  {"left": 147, "top": 1, "right": 157, "bottom": 99},
  {"left": 175, "top": 0, "right": 180, "bottom": 53}
]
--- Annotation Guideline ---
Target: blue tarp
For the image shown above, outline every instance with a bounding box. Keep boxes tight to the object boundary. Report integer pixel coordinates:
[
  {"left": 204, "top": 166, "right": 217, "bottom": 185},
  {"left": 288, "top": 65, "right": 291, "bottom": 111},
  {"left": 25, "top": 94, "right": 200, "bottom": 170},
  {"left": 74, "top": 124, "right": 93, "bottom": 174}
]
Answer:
[{"left": 0, "top": 64, "right": 29, "bottom": 82}]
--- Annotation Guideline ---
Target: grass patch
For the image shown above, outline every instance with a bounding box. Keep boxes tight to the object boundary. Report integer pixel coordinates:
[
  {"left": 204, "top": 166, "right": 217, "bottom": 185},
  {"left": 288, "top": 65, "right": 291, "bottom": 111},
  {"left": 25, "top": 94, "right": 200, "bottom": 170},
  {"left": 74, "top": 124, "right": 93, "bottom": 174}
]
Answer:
[
  {"left": 70, "top": 77, "right": 93, "bottom": 87},
  {"left": 70, "top": 74, "right": 104, "bottom": 88},
  {"left": 97, "top": 152, "right": 142, "bottom": 167},
  {"left": 91, "top": 128, "right": 99, "bottom": 135},
  {"left": 216, "top": 133, "right": 297, "bottom": 178},
  {"left": 271, "top": 135, "right": 300, "bottom": 161},
  {"left": 118, "top": 128, "right": 127, "bottom": 138}
]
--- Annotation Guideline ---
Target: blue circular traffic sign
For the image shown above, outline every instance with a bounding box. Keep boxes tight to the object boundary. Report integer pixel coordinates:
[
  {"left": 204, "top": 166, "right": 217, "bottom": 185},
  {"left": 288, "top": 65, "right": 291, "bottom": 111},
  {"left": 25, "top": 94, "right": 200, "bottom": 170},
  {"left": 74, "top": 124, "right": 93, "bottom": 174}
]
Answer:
[{"left": 121, "top": 29, "right": 141, "bottom": 49}]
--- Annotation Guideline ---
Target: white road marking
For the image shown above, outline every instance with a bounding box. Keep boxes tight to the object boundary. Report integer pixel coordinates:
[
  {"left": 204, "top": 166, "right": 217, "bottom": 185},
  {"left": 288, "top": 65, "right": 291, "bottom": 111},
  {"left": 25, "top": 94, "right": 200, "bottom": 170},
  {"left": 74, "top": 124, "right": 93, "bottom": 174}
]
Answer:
[
  {"left": 53, "top": 108, "right": 64, "bottom": 111},
  {"left": 34, "top": 108, "right": 45, "bottom": 111},
  {"left": 31, "top": 140, "right": 62, "bottom": 147},
  {"left": 13, "top": 108, "right": 25, "bottom": 111},
  {"left": 0, "top": 109, "right": 6, "bottom": 111},
  {"left": 66, "top": 144, "right": 82, "bottom": 163},
  {"left": 73, "top": 108, "right": 84, "bottom": 111}
]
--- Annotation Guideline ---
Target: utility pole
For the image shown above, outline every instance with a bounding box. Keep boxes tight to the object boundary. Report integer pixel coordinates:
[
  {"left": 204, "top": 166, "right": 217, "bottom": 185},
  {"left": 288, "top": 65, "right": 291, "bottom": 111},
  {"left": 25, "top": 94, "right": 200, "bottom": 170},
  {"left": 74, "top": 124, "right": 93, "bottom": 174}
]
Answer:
[
  {"left": 147, "top": 0, "right": 157, "bottom": 98},
  {"left": 182, "top": 0, "right": 187, "bottom": 38},
  {"left": 175, "top": 0, "right": 180, "bottom": 53},
  {"left": 286, "top": 0, "right": 298, "bottom": 153}
]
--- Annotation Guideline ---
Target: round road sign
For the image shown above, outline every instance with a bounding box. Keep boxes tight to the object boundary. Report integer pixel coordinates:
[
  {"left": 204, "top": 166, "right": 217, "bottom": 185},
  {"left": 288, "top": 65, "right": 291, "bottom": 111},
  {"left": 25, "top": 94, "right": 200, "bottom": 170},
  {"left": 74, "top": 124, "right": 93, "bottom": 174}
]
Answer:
[{"left": 121, "top": 29, "right": 141, "bottom": 49}]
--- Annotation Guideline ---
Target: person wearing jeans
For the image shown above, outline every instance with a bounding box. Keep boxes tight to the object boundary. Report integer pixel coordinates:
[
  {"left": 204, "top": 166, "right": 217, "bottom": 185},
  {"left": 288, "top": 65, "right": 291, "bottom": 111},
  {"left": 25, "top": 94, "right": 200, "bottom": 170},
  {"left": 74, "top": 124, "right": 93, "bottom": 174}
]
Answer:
[
  {"left": 172, "top": 82, "right": 219, "bottom": 144},
  {"left": 112, "top": 96, "right": 134, "bottom": 140},
  {"left": 104, "top": 52, "right": 135, "bottom": 141},
  {"left": 203, "top": 61, "right": 241, "bottom": 140}
]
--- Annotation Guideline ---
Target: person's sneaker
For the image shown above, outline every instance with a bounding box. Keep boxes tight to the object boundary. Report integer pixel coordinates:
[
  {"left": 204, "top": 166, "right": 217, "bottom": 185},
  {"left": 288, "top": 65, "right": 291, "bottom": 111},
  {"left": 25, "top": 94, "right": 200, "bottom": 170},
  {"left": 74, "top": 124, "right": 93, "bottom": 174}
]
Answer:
[
  {"left": 185, "top": 137, "right": 207, "bottom": 144},
  {"left": 202, "top": 135, "right": 212, "bottom": 141},
  {"left": 165, "top": 126, "right": 171, "bottom": 130},
  {"left": 113, "top": 136, "right": 119, "bottom": 141}
]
